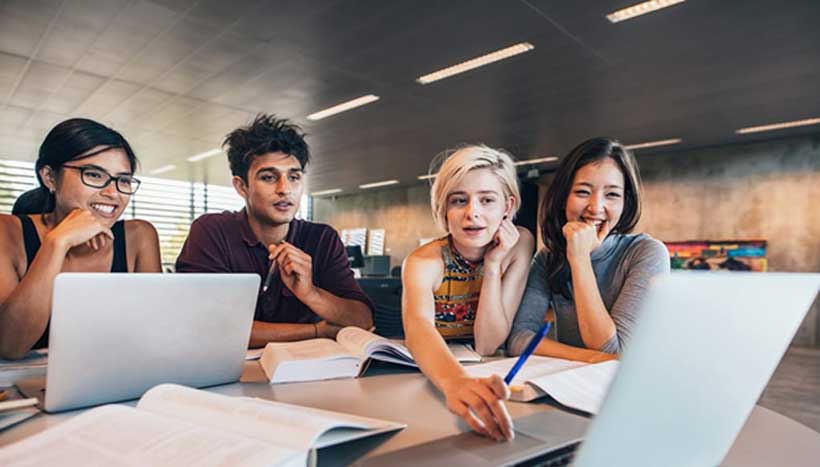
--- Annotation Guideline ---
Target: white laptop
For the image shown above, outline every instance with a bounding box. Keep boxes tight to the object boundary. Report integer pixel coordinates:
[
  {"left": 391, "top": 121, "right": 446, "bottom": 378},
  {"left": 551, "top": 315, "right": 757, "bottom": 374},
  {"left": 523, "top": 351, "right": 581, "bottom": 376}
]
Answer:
[
  {"left": 355, "top": 272, "right": 820, "bottom": 466},
  {"left": 18, "top": 273, "right": 259, "bottom": 413}
]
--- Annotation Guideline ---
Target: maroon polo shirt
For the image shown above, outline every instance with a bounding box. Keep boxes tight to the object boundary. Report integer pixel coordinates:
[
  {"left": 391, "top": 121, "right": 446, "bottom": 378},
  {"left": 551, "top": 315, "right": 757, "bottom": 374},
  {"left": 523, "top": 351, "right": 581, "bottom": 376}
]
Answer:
[{"left": 175, "top": 209, "right": 374, "bottom": 324}]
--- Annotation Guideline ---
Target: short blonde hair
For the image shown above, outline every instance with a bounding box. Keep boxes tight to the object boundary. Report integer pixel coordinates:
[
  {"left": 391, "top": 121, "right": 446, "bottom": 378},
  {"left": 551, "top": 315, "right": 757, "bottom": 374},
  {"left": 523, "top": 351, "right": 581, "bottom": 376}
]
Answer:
[{"left": 429, "top": 144, "right": 521, "bottom": 232}]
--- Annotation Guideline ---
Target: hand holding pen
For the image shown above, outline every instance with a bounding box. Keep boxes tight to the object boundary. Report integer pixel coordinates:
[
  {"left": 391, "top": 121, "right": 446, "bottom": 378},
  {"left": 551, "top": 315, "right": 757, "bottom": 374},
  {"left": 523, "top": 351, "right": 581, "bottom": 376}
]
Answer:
[
  {"left": 262, "top": 240, "right": 285, "bottom": 293},
  {"left": 266, "top": 241, "right": 316, "bottom": 300}
]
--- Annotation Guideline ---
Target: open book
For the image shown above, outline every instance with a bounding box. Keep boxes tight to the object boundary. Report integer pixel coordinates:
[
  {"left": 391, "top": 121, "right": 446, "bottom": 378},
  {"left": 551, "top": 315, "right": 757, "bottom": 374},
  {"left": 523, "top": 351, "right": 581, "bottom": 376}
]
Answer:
[
  {"left": 0, "top": 384, "right": 405, "bottom": 467},
  {"left": 260, "top": 327, "right": 481, "bottom": 384},
  {"left": 464, "top": 356, "right": 619, "bottom": 414}
]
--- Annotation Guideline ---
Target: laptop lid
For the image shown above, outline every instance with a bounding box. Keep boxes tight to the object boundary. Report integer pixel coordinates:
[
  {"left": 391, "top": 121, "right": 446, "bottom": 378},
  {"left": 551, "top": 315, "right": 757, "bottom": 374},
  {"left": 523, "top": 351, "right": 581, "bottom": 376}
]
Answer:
[
  {"left": 573, "top": 272, "right": 820, "bottom": 467},
  {"left": 43, "top": 273, "right": 259, "bottom": 413}
]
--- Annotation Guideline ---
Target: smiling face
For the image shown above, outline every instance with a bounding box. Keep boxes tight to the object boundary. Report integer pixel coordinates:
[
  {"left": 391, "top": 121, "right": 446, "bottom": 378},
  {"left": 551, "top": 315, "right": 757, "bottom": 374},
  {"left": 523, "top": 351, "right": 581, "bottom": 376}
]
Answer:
[
  {"left": 564, "top": 158, "right": 625, "bottom": 238},
  {"left": 42, "top": 146, "right": 133, "bottom": 228},
  {"left": 445, "top": 168, "right": 512, "bottom": 254},
  {"left": 234, "top": 151, "right": 304, "bottom": 227}
]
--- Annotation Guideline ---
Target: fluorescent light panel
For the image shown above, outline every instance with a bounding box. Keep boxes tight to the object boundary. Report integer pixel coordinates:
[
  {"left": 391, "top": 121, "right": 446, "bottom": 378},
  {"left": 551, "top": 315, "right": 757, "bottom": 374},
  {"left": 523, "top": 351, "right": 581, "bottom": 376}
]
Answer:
[
  {"left": 307, "top": 95, "right": 380, "bottom": 121},
  {"left": 417, "top": 173, "right": 437, "bottom": 180},
  {"left": 149, "top": 164, "right": 176, "bottom": 175},
  {"left": 311, "top": 188, "right": 343, "bottom": 196},
  {"left": 359, "top": 180, "right": 399, "bottom": 189},
  {"left": 625, "top": 138, "right": 682, "bottom": 150},
  {"left": 514, "top": 156, "right": 558, "bottom": 166},
  {"left": 187, "top": 148, "right": 222, "bottom": 162},
  {"left": 416, "top": 42, "right": 535, "bottom": 85},
  {"left": 736, "top": 117, "right": 820, "bottom": 134},
  {"left": 607, "top": 0, "right": 686, "bottom": 23}
]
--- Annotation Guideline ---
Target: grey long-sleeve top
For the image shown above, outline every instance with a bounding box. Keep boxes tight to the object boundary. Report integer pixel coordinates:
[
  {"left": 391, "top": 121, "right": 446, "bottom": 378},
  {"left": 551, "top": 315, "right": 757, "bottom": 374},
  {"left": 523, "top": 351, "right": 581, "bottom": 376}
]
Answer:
[{"left": 507, "top": 233, "right": 670, "bottom": 355}]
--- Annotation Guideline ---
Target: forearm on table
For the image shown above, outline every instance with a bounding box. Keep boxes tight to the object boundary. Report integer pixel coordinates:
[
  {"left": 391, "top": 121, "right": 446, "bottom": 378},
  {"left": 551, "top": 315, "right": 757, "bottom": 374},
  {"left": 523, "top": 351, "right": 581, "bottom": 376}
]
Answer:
[
  {"left": 301, "top": 287, "right": 372, "bottom": 328},
  {"left": 535, "top": 336, "right": 615, "bottom": 363},
  {"left": 248, "top": 321, "right": 319, "bottom": 347},
  {"left": 569, "top": 256, "right": 616, "bottom": 349}
]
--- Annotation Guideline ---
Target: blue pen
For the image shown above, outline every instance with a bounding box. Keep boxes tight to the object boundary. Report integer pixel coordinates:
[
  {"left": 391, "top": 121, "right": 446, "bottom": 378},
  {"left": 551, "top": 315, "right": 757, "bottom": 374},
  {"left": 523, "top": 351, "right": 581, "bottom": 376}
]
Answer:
[{"left": 504, "top": 321, "right": 552, "bottom": 385}]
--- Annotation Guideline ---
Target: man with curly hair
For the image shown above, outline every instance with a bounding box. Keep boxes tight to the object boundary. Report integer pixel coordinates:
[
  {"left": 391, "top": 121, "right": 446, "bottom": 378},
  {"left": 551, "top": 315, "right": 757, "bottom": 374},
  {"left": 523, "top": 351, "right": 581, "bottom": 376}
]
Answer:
[{"left": 176, "top": 114, "right": 373, "bottom": 346}]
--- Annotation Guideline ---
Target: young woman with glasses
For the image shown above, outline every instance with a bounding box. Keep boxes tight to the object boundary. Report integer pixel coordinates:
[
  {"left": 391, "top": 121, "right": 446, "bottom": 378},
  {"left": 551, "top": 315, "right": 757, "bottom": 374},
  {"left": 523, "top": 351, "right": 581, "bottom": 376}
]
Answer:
[{"left": 0, "top": 118, "right": 161, "bottom": 360}]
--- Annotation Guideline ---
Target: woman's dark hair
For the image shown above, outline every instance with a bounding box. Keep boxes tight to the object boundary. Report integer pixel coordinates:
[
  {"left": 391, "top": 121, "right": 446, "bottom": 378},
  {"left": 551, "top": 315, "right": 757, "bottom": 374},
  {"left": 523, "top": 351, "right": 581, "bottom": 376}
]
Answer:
[
  {"left": 223, "top": 114, "right": 310, "bottom": 182},
  {"left": 540, "top": 137, "right": 643, "bottom": 298},
  {"left": 12, "top": 118, "right": 138, "bottom": 215}
]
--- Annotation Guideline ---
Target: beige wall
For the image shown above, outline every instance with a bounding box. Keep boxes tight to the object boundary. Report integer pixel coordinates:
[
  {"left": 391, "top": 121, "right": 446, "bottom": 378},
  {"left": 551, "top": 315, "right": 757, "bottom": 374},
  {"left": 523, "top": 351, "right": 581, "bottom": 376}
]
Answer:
[
  {"left": 314, "top": 134, "right": 820, "bottom": 346},
  {"left": 633, "top": 135, "right": 820, "bottom": 346},
  {"left": 313, "top": 184, "right": 441, "bottom": 271}
]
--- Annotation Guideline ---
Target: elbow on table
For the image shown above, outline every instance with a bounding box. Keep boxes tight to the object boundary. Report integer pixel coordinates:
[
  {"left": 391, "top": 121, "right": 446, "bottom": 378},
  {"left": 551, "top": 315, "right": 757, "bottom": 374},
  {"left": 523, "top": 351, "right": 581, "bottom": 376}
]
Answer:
[{"left": 0, "top": 339, "right": 31, "bottom": 361}]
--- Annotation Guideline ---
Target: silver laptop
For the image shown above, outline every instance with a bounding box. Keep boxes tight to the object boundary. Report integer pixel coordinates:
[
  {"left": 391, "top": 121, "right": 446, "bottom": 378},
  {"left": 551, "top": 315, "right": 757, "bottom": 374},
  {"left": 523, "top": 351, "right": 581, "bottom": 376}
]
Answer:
[
  {"left": 18, "top": 273, "right": 259, "bottom": 413},
  {"left": 356, "top": 272, "right": 820, "bottom": 466}
]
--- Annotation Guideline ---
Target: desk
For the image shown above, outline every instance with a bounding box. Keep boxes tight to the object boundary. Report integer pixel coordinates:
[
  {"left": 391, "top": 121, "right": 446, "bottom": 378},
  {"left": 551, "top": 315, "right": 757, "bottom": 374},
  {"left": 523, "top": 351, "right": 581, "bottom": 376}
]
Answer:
[{"left": 2, "top": 362, "right": 820, "bottom": 466}]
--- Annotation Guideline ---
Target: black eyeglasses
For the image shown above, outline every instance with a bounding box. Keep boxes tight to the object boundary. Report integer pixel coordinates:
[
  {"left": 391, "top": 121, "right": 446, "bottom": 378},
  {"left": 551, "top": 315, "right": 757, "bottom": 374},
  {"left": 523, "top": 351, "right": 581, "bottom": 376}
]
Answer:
[{"left": 62, "top": 165, "right": 141, "bottom": 195}]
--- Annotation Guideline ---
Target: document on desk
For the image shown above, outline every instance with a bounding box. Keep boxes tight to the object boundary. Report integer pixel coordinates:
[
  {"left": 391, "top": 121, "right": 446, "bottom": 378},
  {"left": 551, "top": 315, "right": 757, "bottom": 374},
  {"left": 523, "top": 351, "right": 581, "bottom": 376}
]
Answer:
[
  {"left": 0, "top": 384, "right": 405, "bottom": 467},
  {"left": 464, "top": 356, "right": 619, "bottom": 414}
]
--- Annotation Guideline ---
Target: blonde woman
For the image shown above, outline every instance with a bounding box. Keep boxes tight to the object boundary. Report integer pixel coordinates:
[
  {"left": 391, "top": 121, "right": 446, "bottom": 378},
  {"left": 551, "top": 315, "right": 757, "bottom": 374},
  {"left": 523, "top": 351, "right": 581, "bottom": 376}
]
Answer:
[{"left": 402, "top": 145, "right": 534, "bottom": 441}]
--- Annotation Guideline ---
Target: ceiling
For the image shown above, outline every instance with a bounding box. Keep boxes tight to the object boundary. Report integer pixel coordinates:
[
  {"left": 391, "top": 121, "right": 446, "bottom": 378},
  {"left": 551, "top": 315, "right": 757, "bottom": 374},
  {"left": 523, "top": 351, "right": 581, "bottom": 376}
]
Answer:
[{"left": 1, "top": 0, "right": 819, "bottom": 192}]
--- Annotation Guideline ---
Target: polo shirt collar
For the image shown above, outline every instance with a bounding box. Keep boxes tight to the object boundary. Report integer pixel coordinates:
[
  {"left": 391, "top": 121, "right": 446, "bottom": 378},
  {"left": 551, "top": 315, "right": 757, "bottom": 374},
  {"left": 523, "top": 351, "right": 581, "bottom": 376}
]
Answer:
[{"left": 237, "top": 208, "right": 300, "bottom": 248}]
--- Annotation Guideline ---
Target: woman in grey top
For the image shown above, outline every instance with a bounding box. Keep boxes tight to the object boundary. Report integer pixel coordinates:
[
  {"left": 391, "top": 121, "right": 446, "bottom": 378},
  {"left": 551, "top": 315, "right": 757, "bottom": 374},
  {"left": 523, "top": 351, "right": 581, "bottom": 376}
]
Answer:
[{"left": 507, "top": 137, "right": 670, "bottom": 362}]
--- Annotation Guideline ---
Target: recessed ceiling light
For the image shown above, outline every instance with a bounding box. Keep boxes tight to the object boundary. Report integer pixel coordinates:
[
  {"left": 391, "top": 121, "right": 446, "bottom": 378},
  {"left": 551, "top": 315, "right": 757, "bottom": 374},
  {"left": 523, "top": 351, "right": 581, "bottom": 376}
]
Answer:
[
  {"left": 624, "top": 138, "right": 683, "bottom": 150},
  {"left": 416, "top": 42, "right": 535, "bottom": 85},
  {"left": 307, "top": 95, "right": 380, "bottom": 121},
  {"left": 311, "top": 188, "right": 343, "bottom": 196},
  {"left": 187, "top": 148, "right": 222, "bottom": 162},
  {"left": 417, "top": 173, "right": 437, "bottom": 180},
  {"left": 359, "top": 180, "right": 399, "bottom": 189},
  {"left": 736, "top": 117, "right": 820, "bottom": 135},
  {"left": 149, "top": 164, "right": 176, "bottom": 175},
  {"left": 514, "top": 156, "right": 559, "bottom": 166},
  {"left": 606, "top": 0, "right": 686, "bottom": 24}
]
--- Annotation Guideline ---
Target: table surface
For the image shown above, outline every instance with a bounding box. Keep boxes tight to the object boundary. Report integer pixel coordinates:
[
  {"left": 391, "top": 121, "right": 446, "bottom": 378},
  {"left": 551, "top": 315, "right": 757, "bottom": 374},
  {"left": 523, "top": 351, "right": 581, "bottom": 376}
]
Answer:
[{"left": 2, "top": 361, "right": 819, "bottom": 466}]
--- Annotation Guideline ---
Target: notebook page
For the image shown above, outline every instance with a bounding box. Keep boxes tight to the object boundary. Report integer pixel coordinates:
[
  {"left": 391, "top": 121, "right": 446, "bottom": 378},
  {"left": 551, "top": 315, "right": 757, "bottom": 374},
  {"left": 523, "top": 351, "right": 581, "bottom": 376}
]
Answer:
[{"left": 0, "top": 404, "right": 304, "bottom": 467}]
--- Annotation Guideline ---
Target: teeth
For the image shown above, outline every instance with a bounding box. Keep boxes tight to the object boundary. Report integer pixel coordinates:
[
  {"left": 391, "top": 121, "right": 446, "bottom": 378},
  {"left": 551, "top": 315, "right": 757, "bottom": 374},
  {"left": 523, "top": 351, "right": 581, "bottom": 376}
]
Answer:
[{"left": 91, "top": 203, "right": 115, "bottom": 214}]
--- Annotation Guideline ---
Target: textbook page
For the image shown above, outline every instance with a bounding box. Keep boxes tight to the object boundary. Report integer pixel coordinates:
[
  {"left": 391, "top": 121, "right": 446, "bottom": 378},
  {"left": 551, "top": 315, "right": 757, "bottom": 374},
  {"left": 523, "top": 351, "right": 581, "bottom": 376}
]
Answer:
[
  {"left": 465, "top": 356, "right": 618, "bottom": 412},
  {"left": 0, "top": 404, "right": 305, "bottom": 467},
  {"left": 139, "top": 384, "right": 403, "bottom": 451},
  {"left": 337, "top": 327, "right": 416, "bottom": 366},
  {"left": 260, "top": 338, "right": 361, "bottom": 382},
  {"left": 336, "top": 327, "right": 389, "bottom": 359},
  {"left": 336, "top": 327, "right": 481, "bottom": 367}
]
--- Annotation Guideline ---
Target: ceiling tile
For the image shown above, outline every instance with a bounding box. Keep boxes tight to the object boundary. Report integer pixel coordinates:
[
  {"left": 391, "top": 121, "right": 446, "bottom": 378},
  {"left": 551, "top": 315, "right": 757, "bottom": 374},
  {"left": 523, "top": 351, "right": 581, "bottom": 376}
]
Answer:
[
  {"left": 106, "top": 86, "right": 175, "bottom": 125},
  {"left": 41, "top": 70, "right": 107, "bottom": 114},
  {"left": 74, "top": 78, "right": 142, "bottom": 117},
  {"left": 9, "top": 61, "right": 72, "bottom": 109},
  {"left": 0, "top": 0, "right": 60, "bottom": 58},
  {"left": 0, "top": 53, "right": 28, "bottom": 99}
]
